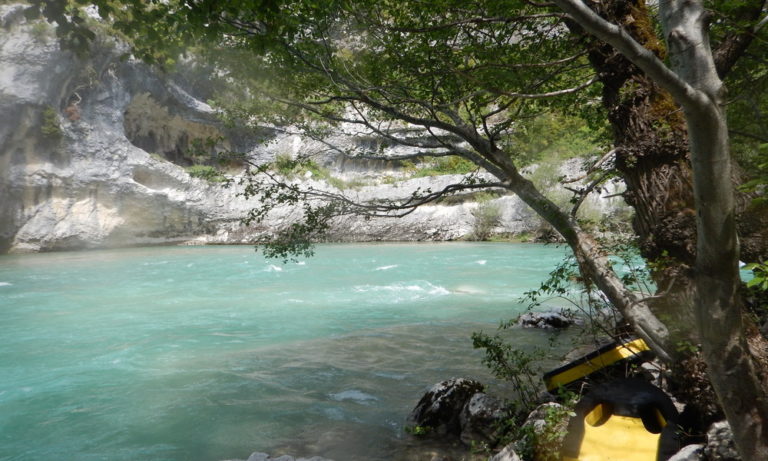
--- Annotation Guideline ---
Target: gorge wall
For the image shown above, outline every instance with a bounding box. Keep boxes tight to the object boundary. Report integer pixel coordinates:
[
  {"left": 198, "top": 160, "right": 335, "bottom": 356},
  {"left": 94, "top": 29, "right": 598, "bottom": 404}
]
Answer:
[{"left": 0, "top": 5, "right": 627, "bottom": 254}]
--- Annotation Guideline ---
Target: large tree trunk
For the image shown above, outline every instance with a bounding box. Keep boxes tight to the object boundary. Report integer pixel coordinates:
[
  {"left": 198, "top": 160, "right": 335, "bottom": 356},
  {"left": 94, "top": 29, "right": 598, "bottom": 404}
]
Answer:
[
  {"left": 553, "top": 0, "right": 768, "bottom": 458},
  {"left": 480, "top": 151, "right": 674, "bottom": 362},
  {"left": 569, "top": 0, "right": 698, "bottom": 343},
  {"left": 660, "top": 2, "right": 768, "bottom": 457}
]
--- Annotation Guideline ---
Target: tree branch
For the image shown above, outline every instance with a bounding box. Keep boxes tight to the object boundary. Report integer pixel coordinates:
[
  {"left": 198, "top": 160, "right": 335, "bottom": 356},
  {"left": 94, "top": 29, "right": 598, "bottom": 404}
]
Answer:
[
  {"left": 552, "top": 0, "right": 702, "bottom": 109},
  {"left": 713, "top": 0, "right": 768, "bottom": 77}
]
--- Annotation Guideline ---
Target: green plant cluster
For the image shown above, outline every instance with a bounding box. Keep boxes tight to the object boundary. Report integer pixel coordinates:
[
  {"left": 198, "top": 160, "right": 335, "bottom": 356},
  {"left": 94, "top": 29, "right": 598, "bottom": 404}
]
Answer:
[
  {"left": 40, "top": 106, "right": 62, "bottom": 137},
  {"left": 738, "top": 143, "right": 768, "bottom": 207},
  {"left": 404, "top": 425, "right": 432, "bottom": 437},
  {"left": 186, "top": 165, "right": 224, "bottom": 182},
  {"left": 272, "top": 154, "right": 366, "bottom": 190},
  {"left": 403, "top": 155, "right": 477, "bottom": 178},
  {"left": 469, "top": 199, "right": 502, "bottom": 241},
  {"left": 506, "top": 112, "right": 607, "bottom": 167},
  {"left": 513, "top": 394, "right": 578, "bottom": 461},
  {"left": 745, "top": 261, "right": 768, "bottom": 291}
]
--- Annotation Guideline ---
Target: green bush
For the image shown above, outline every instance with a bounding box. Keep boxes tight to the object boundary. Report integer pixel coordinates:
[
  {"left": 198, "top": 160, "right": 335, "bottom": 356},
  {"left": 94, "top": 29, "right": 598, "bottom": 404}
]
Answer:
[
  {"left": 273, "top": 153, "right": 299, "bottom": 176},
  {"left": 30, "top": 21, "right": 51, "bottom": 43},
  {"left": 186, "top": 165, "right": 224, "bottom": 182},
  {"left": 407, "top": 155, "right": 477, "bottom": 178},
  {"left": 40, "top": 106, "right": 62, "bottom": 137},
  {"left": 470, "top": 200, "right": 502, "bottom": 241},
  {"left": 272, "top": 154, "right": 366, "bottom": 189}
]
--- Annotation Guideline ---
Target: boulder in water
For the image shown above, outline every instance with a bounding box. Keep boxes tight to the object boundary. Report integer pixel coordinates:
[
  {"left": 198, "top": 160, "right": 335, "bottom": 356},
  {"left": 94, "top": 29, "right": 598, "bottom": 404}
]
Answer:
[
  {"left": 407, "top": 378, "right": 484, "bottom": 437},
  {"left": 517, "top": 311, "right": 578, "bottom": 329},
  {"left": 459, "top": 392, "right": 508, "bottom": 445}
]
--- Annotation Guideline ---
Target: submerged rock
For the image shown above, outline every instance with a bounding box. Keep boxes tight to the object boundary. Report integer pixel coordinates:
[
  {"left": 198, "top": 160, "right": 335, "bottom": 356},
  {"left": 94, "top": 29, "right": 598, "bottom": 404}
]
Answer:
[
  {"left": 225, "top": 452, "right": 332, "bottom": 461},
  {"left": 407, "top": 378, "right": 484, "bottom": 437}
]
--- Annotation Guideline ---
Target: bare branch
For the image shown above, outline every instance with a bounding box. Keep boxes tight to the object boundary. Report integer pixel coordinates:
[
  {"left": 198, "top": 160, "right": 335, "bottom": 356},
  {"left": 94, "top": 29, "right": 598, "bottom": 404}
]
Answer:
[
  {"left": 729, "top": 128, "right": 768, "bottom": 143},
  {"left": 562, "top": 148, "right": 620, "bottom": 183},
  {"left": 459, "top": 51, "right": 587, "bottom": 70},
  {"left": 569, "top": 171, "right": 612, "bottom": 218},
  {"left": 491, "top": 74, "right": 600, "bottom": 99},
  {"left": 712, "top": 0, "right": 768, "bottom": 77}
]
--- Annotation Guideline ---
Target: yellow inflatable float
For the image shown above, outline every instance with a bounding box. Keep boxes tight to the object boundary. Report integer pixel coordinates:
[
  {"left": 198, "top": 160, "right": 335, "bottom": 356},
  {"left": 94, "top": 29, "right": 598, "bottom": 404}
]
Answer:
[{"left": 560, "top": 379, "right": 680, "bottom": 461}]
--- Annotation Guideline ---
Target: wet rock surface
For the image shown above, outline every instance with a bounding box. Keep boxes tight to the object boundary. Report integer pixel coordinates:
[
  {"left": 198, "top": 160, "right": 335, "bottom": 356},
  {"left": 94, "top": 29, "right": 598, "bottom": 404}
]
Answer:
[
  {"left": 459, "top": 392, "right": 508, "bottom": 445},
  {"left": 517, "top": 311, "right": 580, "bottom": 329},
  {"left": 407, "top": 378, "right": 484, "bottom": 437},
  {"left": 703, "top": 421, "right": 740, "bottom": 461}
]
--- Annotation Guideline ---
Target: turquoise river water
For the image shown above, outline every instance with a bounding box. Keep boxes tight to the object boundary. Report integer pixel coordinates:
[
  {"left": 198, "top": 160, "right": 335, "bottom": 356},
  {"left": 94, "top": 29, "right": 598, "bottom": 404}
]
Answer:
[{"left": 0, "top": 243, "right": 578, "bottom": 461}]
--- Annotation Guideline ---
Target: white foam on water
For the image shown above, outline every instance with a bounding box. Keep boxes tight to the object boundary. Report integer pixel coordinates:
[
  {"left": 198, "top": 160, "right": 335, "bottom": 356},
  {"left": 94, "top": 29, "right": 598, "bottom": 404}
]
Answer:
[
  {"left": 0, "top": 282, "right": 12, "bottom": 287},
  {"left": 296, "top": 261, "right": 306, "bottom": 266},
  {"left": 142, "top": 260, "right": 169, "bottom": 266},
  {"left": 265, "top": 265, "right": 283, "bottom": 272},
  {"left": 453, "top": 285, "right": 484, "bottom": 294},
  {"left": 475, "top": 260, "right": 487, "bottom": 265},
  {"left": 374, "top": 265, "right": 398, "bottom": 271},
  {"left": 353, "top": 281, "right": 450, "bottom": 297},
  {"left": 373, "top": 371, "right": 406, "bottom": 380},
  {"left": 329, "top": 389, "right": 378, "bottom": 403}
]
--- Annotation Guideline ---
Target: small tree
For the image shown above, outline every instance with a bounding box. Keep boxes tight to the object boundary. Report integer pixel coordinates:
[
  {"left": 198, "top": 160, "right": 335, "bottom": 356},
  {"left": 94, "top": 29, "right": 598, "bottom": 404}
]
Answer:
[{"left": 470, "top": 197, "right": 502, "bottom": 241}]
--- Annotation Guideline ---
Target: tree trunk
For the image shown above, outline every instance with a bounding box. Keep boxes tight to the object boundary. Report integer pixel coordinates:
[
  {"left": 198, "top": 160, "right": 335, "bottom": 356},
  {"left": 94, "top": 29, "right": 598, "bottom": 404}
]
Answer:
[
  {"left": 553, "top": 0, "right": 768, "bottom": 457},
  {"left": 660, "top": 2, "right": 768, "bottom": 457},
  {"left": 569, "top": 0, "right": 698, "bottom": 344},
  {"left": 484, "top": 151, "right": 674, "bottom": 362}
]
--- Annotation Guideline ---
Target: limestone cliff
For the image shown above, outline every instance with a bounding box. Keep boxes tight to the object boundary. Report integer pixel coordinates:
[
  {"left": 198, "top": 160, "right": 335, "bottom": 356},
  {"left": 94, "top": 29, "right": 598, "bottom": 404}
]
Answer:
[{"left": 0, "top": 5, "right": 627, "bottom": 253}]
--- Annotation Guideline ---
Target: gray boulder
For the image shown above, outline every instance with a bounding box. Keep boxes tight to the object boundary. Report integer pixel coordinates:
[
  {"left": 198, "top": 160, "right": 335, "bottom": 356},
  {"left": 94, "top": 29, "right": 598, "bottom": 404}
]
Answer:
[
  {"left": 703, "top": 421, "right": 740, "bottom": 461},
  {"left": 488, "top": 443, "right": 522, "bottom": 461},
  {"left": 669, "top": 444, "right": 704, "bottom": 461},
  {"left": 517, "top": 403, "right": 569, "bottom": 461},
  {"left": 408, "top": 378, "right": 484, "bottom": 437},
  {"left": 459, "top": 392, "right": 508, "bottom": 445},
  {"left": 517, "top": 311, "right": 579, "bottom": 329}
]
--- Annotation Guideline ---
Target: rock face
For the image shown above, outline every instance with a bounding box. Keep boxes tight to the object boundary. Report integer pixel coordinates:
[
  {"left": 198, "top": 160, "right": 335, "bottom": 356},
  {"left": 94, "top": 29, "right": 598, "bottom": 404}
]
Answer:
[
  {"left": 408, "top": 378, "right": 513, "bottom": 452},
  {"left": 0, "top": 7, "right": 629, "bottom": 253}
]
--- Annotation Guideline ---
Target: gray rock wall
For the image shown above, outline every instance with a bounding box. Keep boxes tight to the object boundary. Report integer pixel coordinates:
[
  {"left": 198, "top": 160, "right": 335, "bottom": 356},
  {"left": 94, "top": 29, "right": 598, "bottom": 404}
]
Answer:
[{"left": 0, "top": 6, "right": 627, "bottom": 253}]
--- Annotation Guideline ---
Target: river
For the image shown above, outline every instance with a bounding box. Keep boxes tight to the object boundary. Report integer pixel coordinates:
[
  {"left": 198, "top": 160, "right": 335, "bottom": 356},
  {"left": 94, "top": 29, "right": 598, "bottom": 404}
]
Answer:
[{"left": 0, "top": 243, "right": 579, "bottom": 461}]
